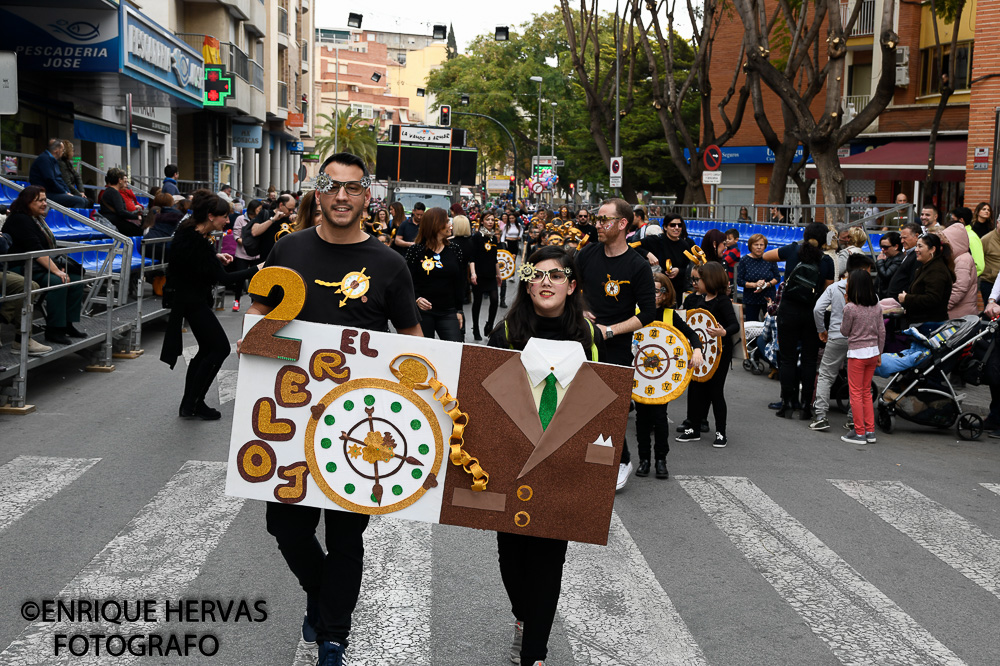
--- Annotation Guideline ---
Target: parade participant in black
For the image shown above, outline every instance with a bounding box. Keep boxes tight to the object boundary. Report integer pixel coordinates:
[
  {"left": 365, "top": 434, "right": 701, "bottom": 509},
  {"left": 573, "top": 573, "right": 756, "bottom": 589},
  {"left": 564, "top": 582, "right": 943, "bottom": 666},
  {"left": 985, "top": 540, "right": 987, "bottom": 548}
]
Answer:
[
  {"left": 160, "top": 191, "right": 254, "bottom": 419},
  {"left": 675, "top": 262, "right": 740, "bottom": 447},
  {"left": 576, "top": 197, "right": 656, "bottom": 490},
  {"left": 574, "top": 208, "right": 598, "bottom": 247},
  {"left": 763, "top": 222, "right": 835, "bottom": 418},
  {"left": 635, "top": 274, "right": 703, "bottom": 478},
  {"left": 249, "top": 192, "right": 296, "bottom": 261},
  {"left": 246, "top": 153, "right": 422, "bottom": 666},
  {"left": 641, "top": 213, "right": 696, "bottom": 306},
  {"left": 488, "top": 245, "right": 603, "bottom": 666},
  {"left": 405, "top": 207, "right": 466, "bottom": 341},
  {"left": 393, "top": 201, "right": 423, "bottom": 255},
  {"left": 500, "top": 211, "right": 523, "bottom": 307},
  {"left": 470, "top": 210, "right": 502, "bottom": 340}
]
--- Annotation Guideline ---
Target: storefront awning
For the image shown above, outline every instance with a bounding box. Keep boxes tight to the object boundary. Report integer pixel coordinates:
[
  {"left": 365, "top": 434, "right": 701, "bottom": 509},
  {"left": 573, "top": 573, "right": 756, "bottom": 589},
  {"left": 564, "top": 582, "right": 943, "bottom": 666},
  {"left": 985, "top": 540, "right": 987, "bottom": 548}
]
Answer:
[
  {"left": 74, "top": 118, "right": 139, "bottom": 148},
  {"left": 805, "top": 139, "right": 967, "bottom": 182}
]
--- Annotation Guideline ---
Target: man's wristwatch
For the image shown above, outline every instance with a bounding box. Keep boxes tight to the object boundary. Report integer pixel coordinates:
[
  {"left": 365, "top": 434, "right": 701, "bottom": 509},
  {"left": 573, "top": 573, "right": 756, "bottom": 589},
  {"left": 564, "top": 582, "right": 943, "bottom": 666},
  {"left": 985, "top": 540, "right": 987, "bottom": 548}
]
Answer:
[{"left": 604, "top": 327, "right": 614, "bottom": 340}]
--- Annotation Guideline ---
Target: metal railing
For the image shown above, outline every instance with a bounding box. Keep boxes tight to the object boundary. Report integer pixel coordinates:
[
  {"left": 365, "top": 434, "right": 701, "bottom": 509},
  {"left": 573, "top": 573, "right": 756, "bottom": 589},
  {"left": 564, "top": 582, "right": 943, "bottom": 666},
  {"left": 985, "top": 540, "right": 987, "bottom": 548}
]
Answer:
[
  {"left": 278, "top": 7, "right": 288, "bottom": 35},
  {"left": 278, "top": 81, "right": 288, "bottom": 108},
  {"left": 251, "top": 60, "right": 264, "bottom": 91},
  {"left": 840, "top": 0, "right": 876, "bottom": 36},
  {"left": 226, "top": 42, "right": 250, "bottom": 82},
  {"left": 651, "top": 202, "right": 913, "bottom": 229}
]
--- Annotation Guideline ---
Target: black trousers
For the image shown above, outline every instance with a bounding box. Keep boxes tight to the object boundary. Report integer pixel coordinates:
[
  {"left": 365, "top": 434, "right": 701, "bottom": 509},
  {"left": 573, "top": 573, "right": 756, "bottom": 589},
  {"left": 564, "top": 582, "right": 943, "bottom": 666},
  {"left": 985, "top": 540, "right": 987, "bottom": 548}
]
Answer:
[
  {"left": 603, "top": 343, "right": 633, "bottom": 465},
  {"left": 266, "top": 503, "right": 370, "bottom": 646},
  {"left": 496, "top": 532, "right": 568, "bottom": 665},
  {"left": 181, "top": 304, "right": 230, "bottom": 407},
  {"left": 777, "top": 311, "right": 820, "bottom": 406},
  {"left": 229, "top": 257, "right": 257, "bottom": 301},
  {"left": 472, "top": 283, "right": 498, "bottom": 336},
  {"left": 686, "top": 350, "right": 732, "bottom": 436},
  {"left": 419, "top": 307, "right": 463, "bottom": 342},
  {"left": 743, "top": 302, "right": 766, "bottom": 322},
  {"left": 635, "top": 402, "right": 670, "bottom": 460}
]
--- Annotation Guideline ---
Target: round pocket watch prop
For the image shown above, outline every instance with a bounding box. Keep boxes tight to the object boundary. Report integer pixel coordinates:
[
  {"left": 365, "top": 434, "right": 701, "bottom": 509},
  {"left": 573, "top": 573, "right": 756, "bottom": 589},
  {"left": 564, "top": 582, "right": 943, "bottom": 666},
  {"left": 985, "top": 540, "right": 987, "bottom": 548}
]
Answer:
[
  {"left": 631, "top": 321, "right": 694, "bottom": 404},
  {"left": 685, "top": 308, "right": 722, "bottom": 382},
  {"left": 497, "top": 250, "right": 516, "bottom": 281},
  {"left": 304, "top": 371, "right": 445, "bottom": 516}
]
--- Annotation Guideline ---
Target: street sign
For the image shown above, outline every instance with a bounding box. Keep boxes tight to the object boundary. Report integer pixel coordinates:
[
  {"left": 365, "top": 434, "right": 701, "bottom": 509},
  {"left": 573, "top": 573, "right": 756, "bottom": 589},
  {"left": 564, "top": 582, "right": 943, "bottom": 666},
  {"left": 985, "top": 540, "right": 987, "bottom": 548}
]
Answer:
[
  {"left": 555, "top": 159, "right": 565, "bottom": 167},
  {"left": 610, "top": 156, "right": 623, "bottom": 188},
  {"left": 703, "top": 145, "right": 722, "bottom": 171},
  {"left": 702, "top": 171, "right": 722, "bottom": 185},
  {"left": 0, "top": 52, "right": 18, "bottom": 115},
  {"left": 532, "top": 155, "right": 557, "bottom": 167},
  {"left": 532, "top": 182, "right": 544, "bottom": 194}
]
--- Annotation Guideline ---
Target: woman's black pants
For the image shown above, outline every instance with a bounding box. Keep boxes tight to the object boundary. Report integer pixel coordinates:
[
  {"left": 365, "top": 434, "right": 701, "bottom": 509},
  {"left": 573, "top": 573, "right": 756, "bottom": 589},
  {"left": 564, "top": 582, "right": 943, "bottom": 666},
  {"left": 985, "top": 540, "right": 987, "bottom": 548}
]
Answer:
[{"left": 181, "top": 304, "right": 230, "bottom": 408}]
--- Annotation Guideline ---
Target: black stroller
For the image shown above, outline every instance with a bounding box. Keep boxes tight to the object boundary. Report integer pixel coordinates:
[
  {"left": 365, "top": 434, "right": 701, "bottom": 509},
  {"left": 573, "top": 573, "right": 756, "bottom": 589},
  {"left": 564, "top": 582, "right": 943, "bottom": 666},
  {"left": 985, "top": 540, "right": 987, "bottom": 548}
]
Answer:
[{"left": 876, "top": 315, "right": 999, "bottom": 440}]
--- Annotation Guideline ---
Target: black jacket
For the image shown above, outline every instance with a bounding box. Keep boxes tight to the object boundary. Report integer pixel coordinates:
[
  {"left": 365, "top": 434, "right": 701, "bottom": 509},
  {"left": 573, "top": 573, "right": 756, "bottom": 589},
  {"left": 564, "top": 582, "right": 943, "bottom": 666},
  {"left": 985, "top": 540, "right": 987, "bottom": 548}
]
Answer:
[
  {"left": 886, "top": 250, "right": 918, "bottom": 301},
  {"left": 876, "top": 251, "right": 905, "bottom": 297},
  {"left": 903, "top": 255, "right": 954, "bottom": 325},
  {"left": 99, "top": 187, "right": 141, "bottom": 236}
]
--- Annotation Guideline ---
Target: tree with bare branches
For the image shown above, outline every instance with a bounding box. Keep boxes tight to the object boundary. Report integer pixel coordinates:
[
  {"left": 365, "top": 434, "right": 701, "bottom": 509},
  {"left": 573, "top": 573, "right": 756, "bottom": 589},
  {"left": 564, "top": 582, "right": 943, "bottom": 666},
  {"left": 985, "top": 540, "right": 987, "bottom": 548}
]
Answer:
[{"left": 923, "top": 0, "right": 967, "bottom": 195}]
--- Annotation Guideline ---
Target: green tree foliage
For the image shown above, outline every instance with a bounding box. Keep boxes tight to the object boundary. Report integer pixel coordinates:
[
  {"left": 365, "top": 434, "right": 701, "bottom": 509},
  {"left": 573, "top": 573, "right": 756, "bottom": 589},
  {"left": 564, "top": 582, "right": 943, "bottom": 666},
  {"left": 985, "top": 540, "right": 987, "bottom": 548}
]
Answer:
[
  {"left": 424, "top": 10, "right": 698, "bottom": 200},
  {"left": 447, "top": 24, "right": 458, "bottom": 60},
  {"left": 314, "top": 111, "right": 377, "bottom": 169}
]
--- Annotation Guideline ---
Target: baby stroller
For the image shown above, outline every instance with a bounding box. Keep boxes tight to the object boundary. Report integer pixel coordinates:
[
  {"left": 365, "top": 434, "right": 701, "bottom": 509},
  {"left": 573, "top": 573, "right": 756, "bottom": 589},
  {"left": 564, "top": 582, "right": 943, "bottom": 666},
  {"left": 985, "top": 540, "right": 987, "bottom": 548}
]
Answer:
[
  {"left": 876, "top": 315, "right": 998, "bottom": 440},
  {"left": 742, "top": 320, "right": 767, "bottom": 375}
]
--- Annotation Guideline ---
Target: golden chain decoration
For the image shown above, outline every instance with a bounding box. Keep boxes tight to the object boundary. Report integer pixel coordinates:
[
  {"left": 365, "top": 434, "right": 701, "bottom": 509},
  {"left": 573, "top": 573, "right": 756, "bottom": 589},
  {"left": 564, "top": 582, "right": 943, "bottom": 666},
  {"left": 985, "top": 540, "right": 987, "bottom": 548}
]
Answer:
[{"left": 391, "top": 355, "right": 489, "bottom": 491}]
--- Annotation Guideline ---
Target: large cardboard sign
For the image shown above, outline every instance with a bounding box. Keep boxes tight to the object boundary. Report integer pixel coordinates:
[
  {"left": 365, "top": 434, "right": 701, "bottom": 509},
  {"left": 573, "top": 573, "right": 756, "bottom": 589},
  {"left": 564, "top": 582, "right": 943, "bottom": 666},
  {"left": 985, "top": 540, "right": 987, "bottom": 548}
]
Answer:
[{"left": 226, "top": 268, "right": 633, "bottom": 544}]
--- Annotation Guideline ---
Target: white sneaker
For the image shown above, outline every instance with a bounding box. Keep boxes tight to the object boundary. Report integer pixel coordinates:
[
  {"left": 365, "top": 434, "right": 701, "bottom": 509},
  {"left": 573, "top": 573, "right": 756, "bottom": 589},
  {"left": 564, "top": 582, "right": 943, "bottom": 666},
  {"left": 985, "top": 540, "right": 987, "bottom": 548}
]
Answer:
[
  {"left": 12, "top": 337, "right": 52, "bottom": 356},
  {"left": 616, "top": 461, "right": 632, "bottom": 491}
]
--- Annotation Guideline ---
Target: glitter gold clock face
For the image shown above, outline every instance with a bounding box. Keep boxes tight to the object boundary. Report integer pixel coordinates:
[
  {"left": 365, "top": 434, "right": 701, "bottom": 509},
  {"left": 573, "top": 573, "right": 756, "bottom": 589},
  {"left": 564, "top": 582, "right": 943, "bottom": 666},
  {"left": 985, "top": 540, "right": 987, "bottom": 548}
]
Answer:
[
  {"left": 304, "top": 380, "right": 444, "bottom": 515},
  {"left": 685, "top": 308, "right": 722, "bottom": 383},
  {"left": 497, "top": 250, "right": 516, "bottom": 280},
  {"left": 631, "top": 321, "right": 694, "bottom": 404}
]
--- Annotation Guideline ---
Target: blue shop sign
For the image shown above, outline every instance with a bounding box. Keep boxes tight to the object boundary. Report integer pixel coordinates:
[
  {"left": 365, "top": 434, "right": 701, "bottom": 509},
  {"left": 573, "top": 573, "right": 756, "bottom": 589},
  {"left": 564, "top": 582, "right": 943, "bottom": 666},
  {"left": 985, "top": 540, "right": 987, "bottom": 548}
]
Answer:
[
  {"left": 1, "top": 7, "right": 121, "bottom": 72},
  {"left": 287, "top": 141, "right": 304, "bottom": 154},
  {"left": 121, "top": 6, "right": 203, "bottom": 107}
]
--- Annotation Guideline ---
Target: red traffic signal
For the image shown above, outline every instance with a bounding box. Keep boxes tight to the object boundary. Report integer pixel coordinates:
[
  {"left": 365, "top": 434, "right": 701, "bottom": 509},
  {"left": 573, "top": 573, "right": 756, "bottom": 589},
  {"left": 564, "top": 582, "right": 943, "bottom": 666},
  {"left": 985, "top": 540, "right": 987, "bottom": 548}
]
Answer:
[{"left": 440, "top": 105, "right": 451, "bottom": 127}]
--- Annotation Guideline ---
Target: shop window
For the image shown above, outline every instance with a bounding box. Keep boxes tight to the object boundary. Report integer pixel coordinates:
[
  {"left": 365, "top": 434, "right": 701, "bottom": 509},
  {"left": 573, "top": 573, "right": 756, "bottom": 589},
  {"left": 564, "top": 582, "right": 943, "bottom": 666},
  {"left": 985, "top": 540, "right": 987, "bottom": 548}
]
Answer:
[{"left": 920, "top": 42, "right": 973, "bottom": 95}]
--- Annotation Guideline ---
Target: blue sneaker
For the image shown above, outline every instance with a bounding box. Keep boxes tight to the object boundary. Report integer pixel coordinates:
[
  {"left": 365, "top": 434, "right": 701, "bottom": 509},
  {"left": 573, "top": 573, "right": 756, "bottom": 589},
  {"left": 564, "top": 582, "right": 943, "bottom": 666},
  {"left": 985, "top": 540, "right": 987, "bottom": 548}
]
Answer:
[
  {"left": 317, "top": 641, "right": 346, "bottom": 666},
  {"left": 302, "top": 613, "right": 318, "bottom": 644}
]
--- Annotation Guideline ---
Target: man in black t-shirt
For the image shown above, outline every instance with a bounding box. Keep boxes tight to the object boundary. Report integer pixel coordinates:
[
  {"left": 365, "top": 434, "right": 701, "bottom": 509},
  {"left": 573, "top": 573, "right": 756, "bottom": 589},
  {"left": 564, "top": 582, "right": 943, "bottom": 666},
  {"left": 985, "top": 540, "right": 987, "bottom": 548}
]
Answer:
[
  {"left": 246, "top": 153, "right": 421, "bottom": 666},
  {"left": 251, "top": 193, "right": 296, "bottom": 262},
  {"left": 576, "top": 198, "right": 656, "bottom": 491},
  {"left": 392, "top": 202, "right": 424, "bottom": 255}
]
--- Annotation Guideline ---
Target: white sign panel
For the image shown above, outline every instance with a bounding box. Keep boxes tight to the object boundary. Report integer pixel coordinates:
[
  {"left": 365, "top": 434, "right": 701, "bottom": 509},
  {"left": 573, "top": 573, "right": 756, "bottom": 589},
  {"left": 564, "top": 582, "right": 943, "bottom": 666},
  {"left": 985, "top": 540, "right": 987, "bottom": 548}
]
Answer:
[
  {"left": 233, "top": 124, "right": 264, "bottom": 149},
  {"left": 400, "top": 126, "right": 452, "bottom": 145},
  {"left": 486, "top": 178, "right": 510, "bottom": 193},
  {"left": 0, "top": 52, "right": 17, "bottom": 115},
  {"left": 609, "top": 156, "right": 623, "bottom": 188},
  {"left": 702, "top": 171, "right": 722, "bottom": 185}
]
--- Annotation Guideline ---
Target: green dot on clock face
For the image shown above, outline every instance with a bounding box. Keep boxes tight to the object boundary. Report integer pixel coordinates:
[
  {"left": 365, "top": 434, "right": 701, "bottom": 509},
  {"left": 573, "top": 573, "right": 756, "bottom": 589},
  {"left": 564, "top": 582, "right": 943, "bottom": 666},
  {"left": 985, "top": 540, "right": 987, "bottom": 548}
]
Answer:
[
  {"left": 321, "top": 438, "right": 332, "bottom": 449},
  {"left": 418, "top": 444, "right": 430, "bottom": 455},
  {"left": 364, "top": 395, "right": 375, "bottom": 406},
  {"left": 344, "top": 483, "right": 355, "bottom": 494},
  {"left": 371, "top": 493, "right": 378, "bottom": 503},
  {"left": 410, "top": 419, "right": 421, "bottom": 431},
  {"left": 412, "top": 468, "right": 422, "bottom": 479},
  {"left": 326, "top": 462, "right": 337, "bottom": 473},
  {"left": 344, "top": 400, "right": 354, "bottom": 411},
  {"left": 392, "top": 485, "right": 403, "bottom": 496},
  {"left": 324, "top": 414, "right": 335, "bottom": 426},
  {"left": 391, "top": 402, "right": 402, "bottom": 413}
]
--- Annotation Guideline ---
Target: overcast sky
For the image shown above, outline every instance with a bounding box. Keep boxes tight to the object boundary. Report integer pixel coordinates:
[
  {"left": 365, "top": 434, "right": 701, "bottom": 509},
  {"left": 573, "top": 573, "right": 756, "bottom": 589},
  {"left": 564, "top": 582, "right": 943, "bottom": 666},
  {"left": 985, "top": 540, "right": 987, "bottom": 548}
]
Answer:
[{"left": 315, "top": 1, "right": 693, "bottom": 52}]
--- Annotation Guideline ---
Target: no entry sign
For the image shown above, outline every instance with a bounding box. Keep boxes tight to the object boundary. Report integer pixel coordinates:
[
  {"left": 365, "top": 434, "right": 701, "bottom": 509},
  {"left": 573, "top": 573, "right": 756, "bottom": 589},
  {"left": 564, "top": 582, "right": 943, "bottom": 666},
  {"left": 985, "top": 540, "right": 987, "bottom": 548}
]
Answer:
[{"left": 703, "top": 145, "right": 722, "bottom": 171}]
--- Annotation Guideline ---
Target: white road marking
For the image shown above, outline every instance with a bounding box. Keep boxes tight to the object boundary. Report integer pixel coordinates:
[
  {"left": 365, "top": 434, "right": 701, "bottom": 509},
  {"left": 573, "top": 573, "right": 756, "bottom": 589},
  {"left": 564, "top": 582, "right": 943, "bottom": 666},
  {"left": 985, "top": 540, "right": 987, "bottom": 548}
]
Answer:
[
  {"left": 0, "top": 455, "right": 100, "bottom": 534},
  {"left": 678, "top": 475, "right": 965, "bottom": 666},
  {"left": 217, "top": 369, "right": 239, "bottom": 404},
  {"left": 557, "top": 511, "right": 706, "bottom": 666},
  {"left": 290, "top": 638, "right": 317, "bottom": 666},
  {"left": 833, "top": 480, "right": 1000, "bottom": 600},
  {"left": 981, "top": 483, "right": 1000, "bottom": 498},
  {"left": 0, "top": 461, "right": 245, "bottom": 665}
]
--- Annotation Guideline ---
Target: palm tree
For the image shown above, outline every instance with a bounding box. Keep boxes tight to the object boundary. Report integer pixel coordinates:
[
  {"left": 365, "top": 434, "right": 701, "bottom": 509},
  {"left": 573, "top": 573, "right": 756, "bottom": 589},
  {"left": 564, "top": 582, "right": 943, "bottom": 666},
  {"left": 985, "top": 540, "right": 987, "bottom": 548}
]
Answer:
[{"left": 314, "top": 110, "right": 377, "bottom": 169}]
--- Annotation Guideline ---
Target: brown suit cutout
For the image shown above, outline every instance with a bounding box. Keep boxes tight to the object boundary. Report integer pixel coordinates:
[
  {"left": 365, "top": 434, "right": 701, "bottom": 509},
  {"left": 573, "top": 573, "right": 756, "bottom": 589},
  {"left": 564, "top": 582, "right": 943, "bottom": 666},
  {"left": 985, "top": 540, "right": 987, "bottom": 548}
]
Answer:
[{"left": 439, "top": 345, "right": 633, "bottom": 545}]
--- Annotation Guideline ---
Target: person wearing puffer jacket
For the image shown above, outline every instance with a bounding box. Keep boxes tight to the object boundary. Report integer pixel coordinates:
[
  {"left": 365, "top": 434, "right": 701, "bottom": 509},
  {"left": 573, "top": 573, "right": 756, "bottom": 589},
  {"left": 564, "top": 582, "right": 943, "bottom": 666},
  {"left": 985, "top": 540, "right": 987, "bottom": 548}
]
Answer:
[{"left": 944, "top": 222, "right": 978, "bottom": 318}]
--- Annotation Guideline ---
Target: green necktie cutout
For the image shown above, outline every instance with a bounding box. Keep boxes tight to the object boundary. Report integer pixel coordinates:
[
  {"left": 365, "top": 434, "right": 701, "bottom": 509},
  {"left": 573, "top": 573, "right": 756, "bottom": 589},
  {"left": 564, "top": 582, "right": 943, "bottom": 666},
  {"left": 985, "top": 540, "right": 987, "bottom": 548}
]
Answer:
[{"left": 539, "top": 372, "right": 557, "bottom": 431}]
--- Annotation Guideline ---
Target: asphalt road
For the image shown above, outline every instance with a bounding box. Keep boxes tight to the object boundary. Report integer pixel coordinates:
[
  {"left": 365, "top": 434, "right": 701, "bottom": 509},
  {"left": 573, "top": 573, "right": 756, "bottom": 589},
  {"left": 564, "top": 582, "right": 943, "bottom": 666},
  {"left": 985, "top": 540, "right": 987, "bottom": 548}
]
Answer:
[{"left": 1, "top": 299, "right": 998, "bottom": 666}]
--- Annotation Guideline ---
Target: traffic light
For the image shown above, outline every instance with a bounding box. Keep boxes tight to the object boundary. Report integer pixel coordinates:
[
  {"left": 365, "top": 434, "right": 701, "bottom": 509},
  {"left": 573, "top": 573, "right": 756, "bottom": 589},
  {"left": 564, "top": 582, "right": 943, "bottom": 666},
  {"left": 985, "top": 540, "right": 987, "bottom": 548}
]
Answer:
[{"left": 440, "top": 105, "right": 451, "bottom": 127}]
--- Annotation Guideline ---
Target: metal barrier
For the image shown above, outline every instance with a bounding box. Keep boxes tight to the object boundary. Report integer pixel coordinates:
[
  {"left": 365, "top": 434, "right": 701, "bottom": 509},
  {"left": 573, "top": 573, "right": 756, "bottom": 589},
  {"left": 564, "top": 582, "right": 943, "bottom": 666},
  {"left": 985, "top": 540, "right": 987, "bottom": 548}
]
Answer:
[
  {"left": 131, "top": 236, "right": 172, "bottom": 353},
  {"left": 0, "top": 243, "right": 116, "bottom": 411}
]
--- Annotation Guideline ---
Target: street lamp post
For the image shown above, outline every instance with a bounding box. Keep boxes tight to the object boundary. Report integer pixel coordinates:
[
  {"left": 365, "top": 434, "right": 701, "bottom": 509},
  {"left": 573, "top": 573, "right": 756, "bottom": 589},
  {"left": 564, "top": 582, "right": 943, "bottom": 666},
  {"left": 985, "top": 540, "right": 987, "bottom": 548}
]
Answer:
[
  {"left": 529, "top": 75, "right": 543, "bottom": 200},
  {"left": 550, "top": 101, "right": 557, "bottom": 157}
]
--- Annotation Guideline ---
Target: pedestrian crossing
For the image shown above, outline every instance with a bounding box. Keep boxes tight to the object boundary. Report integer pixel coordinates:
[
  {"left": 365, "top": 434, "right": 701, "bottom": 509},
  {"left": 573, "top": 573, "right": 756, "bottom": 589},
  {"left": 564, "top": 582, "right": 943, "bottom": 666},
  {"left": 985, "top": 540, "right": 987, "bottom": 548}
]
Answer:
[{"left": 0, "top": 459, "right": 997, "bottom": 665}]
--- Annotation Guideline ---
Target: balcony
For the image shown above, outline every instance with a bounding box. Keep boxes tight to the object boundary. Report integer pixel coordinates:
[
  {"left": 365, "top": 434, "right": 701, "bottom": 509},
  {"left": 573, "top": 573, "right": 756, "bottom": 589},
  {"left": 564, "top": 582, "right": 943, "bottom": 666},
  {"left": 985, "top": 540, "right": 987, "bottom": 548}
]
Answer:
[
  {"left": 246, "top": 0, "right": 267, "bottom": 36},
  {"left": 840, "top": 0, "right": 875, "bottom": 37},
  {"left": 301, "top": 0, "right": 309, "bottom": 11},
  {"left": 842, "top": 94, "right": 878, "bottom": 133},
  {"left": 278, "top": 7, "right": 288, "bottom": 35},
  {"left": 251, "top": 61, "right": 264, "bottom": 92},
  {"left": 278, "top": 81, "right": 288, "bottom": 109},
  {"left": 176, "top": 34, "right": 266, "bottom": 121}
]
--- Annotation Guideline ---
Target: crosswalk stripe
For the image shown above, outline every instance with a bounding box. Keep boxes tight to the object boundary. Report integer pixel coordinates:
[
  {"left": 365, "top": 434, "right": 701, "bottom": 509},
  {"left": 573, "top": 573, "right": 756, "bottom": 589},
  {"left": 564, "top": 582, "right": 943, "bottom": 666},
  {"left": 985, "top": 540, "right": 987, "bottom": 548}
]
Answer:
[
  {"left": 0, "top": 456, "right": 100, "bottom": 534},
  {"left": 217, "top": 369, "right": 239, "bottom": 405},
  {"left": 981, "top": 483, "right": 1000, "bottom": 498},
  {"left": 678, "top": 475, "right": 965, "bottom": 666},
  {"left": 288, "top": 516, "right": 432, "bottom": 666},
  {"left": 0, "top": 461, "right": 245, "bottom": 665},
  {"left": 833, "top": 480, "right": 1000, "bottom": 600},
  {"left": 558, "top": 511, "right": 706, "bottom": 666}
]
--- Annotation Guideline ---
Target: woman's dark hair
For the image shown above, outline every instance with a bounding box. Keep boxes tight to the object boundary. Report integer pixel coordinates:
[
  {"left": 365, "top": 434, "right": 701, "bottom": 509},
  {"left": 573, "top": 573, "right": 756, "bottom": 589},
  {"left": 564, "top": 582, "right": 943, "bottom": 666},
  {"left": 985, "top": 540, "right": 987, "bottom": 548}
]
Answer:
[
  {"left": 701, "top": 229, "right": 726, "bottom": 263},
  {"left": 246, "top": 199, "right": 263, "bottom": 219},
  {"left": 105, "top": 168, "right": 126, "bottom": 186},
  {"left": 974, "top": 201, "right": 993, "bottom": 229},
  {"left": 919, "top": 233, "right": 956, "bottom": 280},
  {"left": 414, "top": 207, "right": 450, "bottom": 245},
  {"left": 390, "top": 201, "right": 406, "bottom": 226},
  {"left": 10, "top": 186, "right": 46, "bottom": 216},
  {"left": 653, "top": 272, "right": 676, "bottom": 306},
  {"left": 181, "top": 189, "right": 230, "bottom": 228},
  {"left": 151, "top": 192, "right": 175, "bottom": 209},
  {"left": 882, "top": 231, "right": 902, "bottom": 251},
  {"left": 845, "top": 269, "right": 878, "bottom": 307},
  {"left": 799, "top": 222, "right": 828, "bottom": 265},
  {"left": 663, "top": 213, "right": 688, "bottom": 239},
  {"left": 505, "top": 212, "right": 521, "bottom": 231},
  {"left": 293, "top": 190, "right": 319, "bottom": 232},
  {"left": 698, "top": 261, "right": 729, "bottom": 296},
  {"left": 501, "top": 246, "right": 594, "bottom": 352}
]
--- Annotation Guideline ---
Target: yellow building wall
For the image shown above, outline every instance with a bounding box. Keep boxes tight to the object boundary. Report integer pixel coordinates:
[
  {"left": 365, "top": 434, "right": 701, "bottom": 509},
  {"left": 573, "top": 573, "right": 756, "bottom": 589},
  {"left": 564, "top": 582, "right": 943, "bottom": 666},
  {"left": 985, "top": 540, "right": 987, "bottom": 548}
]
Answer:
[
  {"left": 920, "top": 0, "right": 977, "bottom": 48},
  {"left": 387, "top": 43, "right": 448, "bottom": 123}
]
